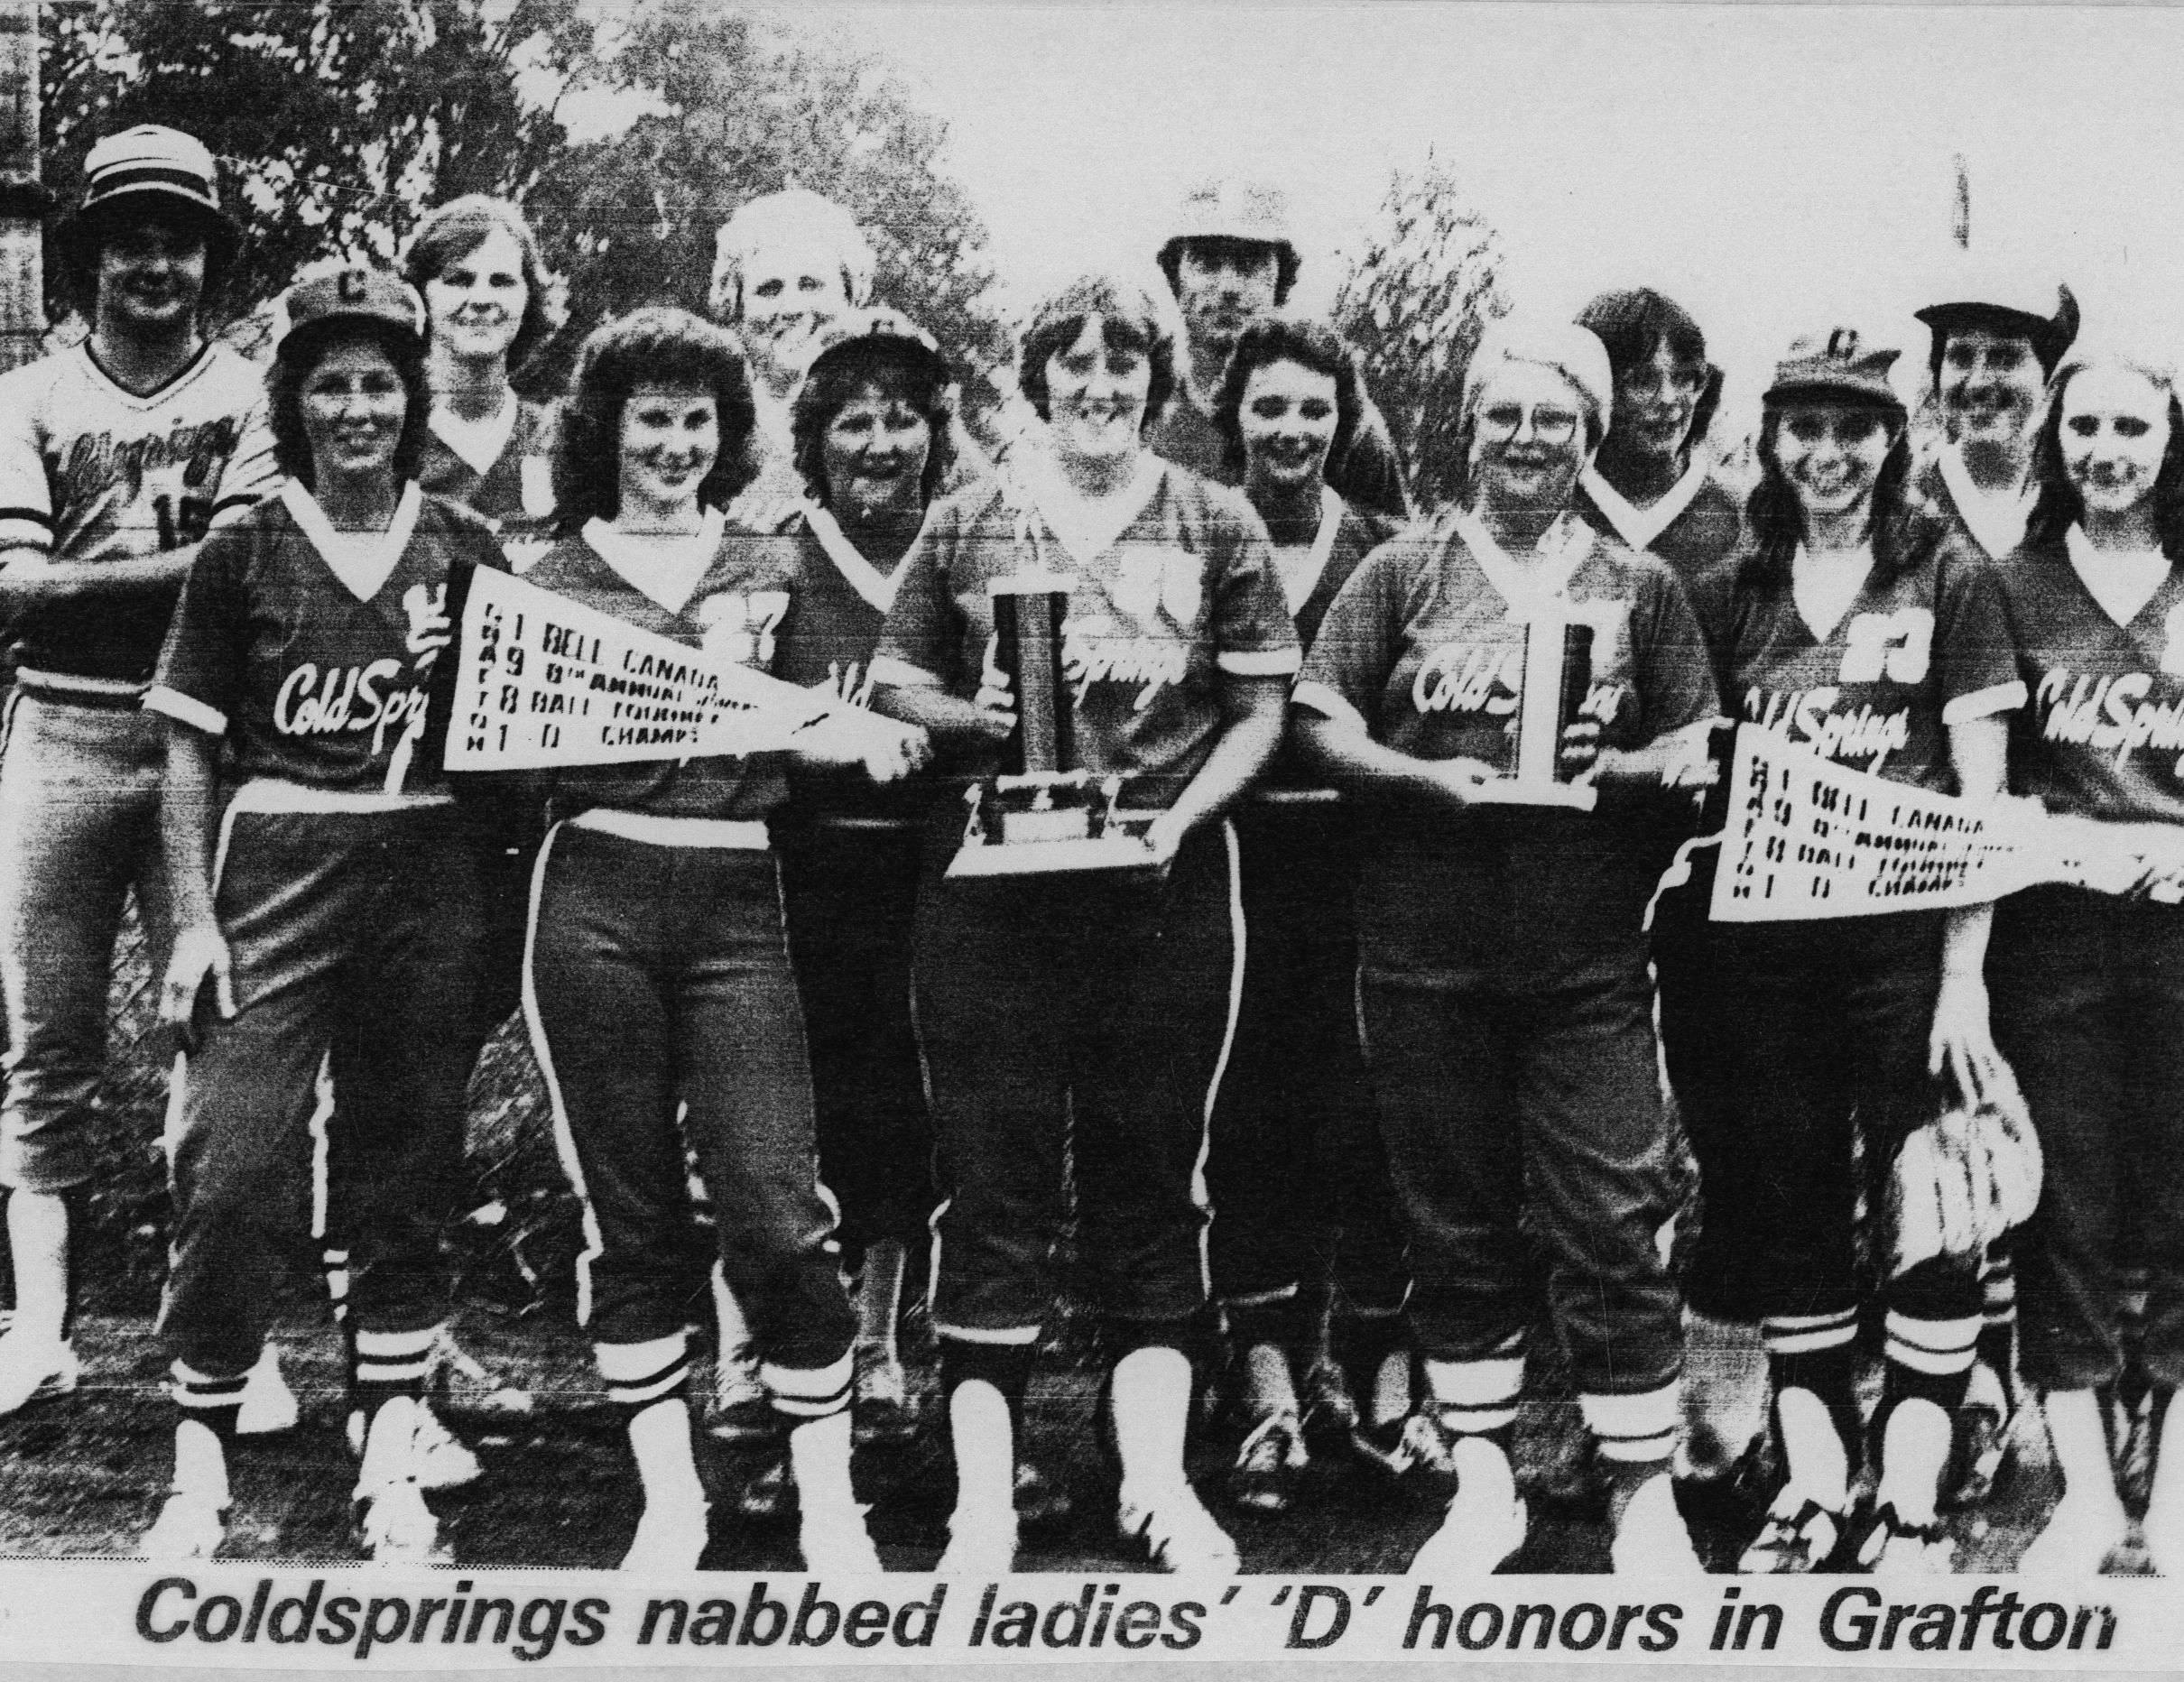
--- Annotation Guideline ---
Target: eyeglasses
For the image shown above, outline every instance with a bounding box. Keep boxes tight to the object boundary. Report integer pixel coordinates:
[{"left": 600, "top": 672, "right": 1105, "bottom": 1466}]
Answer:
[
  {"left": 1477, "top": 403, "right": 1579, "bottom": 446},
  {"left": 1618, "top": 365, "right": 1708, "bottom": 400}
]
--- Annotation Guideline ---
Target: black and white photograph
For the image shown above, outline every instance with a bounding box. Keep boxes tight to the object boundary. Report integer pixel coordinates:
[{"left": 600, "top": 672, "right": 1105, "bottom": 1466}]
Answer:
[{"left": 0, "top": 0, "right": 2177, "bottom": 1665}]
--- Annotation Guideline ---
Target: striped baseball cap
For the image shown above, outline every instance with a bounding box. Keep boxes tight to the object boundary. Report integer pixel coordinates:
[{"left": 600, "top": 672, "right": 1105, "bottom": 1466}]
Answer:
[{"left": 76, "top": 125, "right": 230, "bottom": 227}]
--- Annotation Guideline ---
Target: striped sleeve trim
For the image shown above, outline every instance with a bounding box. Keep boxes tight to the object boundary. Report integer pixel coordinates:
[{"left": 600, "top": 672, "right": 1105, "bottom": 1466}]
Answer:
[
  {"left": 0, "top": 511, "right": 52, "bottom": 550},
  {"left": 1940, "top": 679, "right": 2028, "bottom": 725},
  {"left": 868, "top": 653, "right": 942, "bottom": 689},
  {"left": 1217, "top": 646, "right": 1303, "bottom": 677},
  {"left": 143, "top": 685, "right": 227, "bottom": 737},
  {"left": 1291, "top": 679, "right": 1367, "bottom": 733}
]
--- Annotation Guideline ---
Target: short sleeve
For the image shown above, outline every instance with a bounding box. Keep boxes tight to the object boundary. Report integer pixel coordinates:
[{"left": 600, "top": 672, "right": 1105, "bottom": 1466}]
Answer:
[
  {"left": 1211, "top": 508, "right": 1302, "bottom": 679},
  {"left": 871, "top": 504, "right": 957, "bottom": 689},
  {"left": 209, "top": 400, "right": 282, "bottom": 529},
  {"left": 1633, "top": 565, "right": 1724, "bottom": 739},
  {"left": 1936, "top": 551, "right": 2028, "bottom": 725},
  {"left": 1295, "top": 541, "right": 1407, "bottom": 736},
  {"left": 145, "top": 527, "right": 251, "bottom": 735},
  {"left": 0, "top": 376, "right": 51, "bottom": 552}
]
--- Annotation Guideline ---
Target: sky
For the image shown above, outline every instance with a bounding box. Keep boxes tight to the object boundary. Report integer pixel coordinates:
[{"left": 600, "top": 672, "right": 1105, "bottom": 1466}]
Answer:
[{"left": 746, "top": 3, "right": 2184, "bottom": 419}]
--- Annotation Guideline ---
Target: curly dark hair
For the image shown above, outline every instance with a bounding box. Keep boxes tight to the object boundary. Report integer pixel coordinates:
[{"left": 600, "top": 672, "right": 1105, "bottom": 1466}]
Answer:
[
  {"left": 790, "top": 337, "right": 957, "bottom": 509},
  {"left": 266, "top": 319, "right": 432, "bottom": 491},
  {"left": 2024, "top": 362, "right": 2184, "bottom": 563},
  {"left": 1742, "top": 394, "right": 1932, "bottom": 592},
  {"left": 1210, "top": 316, "right": 1364, "bottom": 483},
  {"left": 551, "top": 307, "right": 760, "bottom": 526},
  {"left": 1577, "top": 288, "right": 1724, "bottom": 465},
  {"left": 1017, "top": 273, "right": 1177, "bottom": 435},
  {"left": 402, "top": 195, "right": 558, "bottom": 374}
]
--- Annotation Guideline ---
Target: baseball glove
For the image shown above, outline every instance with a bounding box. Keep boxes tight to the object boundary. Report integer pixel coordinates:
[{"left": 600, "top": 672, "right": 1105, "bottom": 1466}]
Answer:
[{"left": 1886, "top": 1059, "right": 2042, "bottom": 1278}]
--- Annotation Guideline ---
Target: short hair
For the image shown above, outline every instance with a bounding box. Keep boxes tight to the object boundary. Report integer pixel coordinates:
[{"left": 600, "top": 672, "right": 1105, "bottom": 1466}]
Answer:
[
  {"left": 402, "top": 195, "right": 558, "bottom": 372},
  {"left": 265, "top": 319, "right": 433, "bottom": 491},
  {"left": 1210, "top": 315, "right": 1364, "bottom": 481},
  {"left": 1156, "top": 236, "right": 1300, "bottom": 310},
  {"left": 1923, "top": 294, "right": 2080, "bottom": 392},
  {"left": 709, "top": 189, "right": 874, "bottom": 324},
  {"left": 2025, "top": 362, "right": 2184, "bottom": 565},
  {"left": 551, "top": 306, "right": 760, "bottom": 526},
  {"left": 60, "top": 198, "right": 236, "bottom": 322},
  {"left": 1017, "top": 273, "right": 1177, "bottom": 433},
  {"left": 1744, "top": 394, "right": 1928, "bottom": 590},
  {"left": 790, "top": 337, "right": 958, "bottom": 510},
  {"left": 1577, "top": 287, "right": 1724, "bottom": 451},
  {"left": 1450, "top": 351, "right": 1609, "bottom": 510}
]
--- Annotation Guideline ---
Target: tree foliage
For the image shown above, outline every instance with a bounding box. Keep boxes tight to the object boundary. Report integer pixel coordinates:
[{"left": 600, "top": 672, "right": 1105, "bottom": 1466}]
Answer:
[{"left": 1333, "top": 154, "right": 1507, "bottom": 513}]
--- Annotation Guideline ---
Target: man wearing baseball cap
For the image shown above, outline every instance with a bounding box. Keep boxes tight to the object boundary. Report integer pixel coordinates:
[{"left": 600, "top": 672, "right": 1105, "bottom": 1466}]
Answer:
[
  {"left": 1151, "top": 178, "right": 1411, "bottom": 521},
  {"left": 0, "top": 125, "right": 277, "bottom": 1417}
]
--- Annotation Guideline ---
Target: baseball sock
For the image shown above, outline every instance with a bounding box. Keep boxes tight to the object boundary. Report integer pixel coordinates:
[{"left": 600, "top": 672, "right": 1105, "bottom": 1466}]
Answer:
[
  {"left": 597, "top": 1334, "right": 706, "bottom": 1520},
  {"left": 1582, "top": 1382, "right": 1682, "bottom": 1532},
  {"left": 1763, "top": 1308, "right": 1860, "bottom": 1509},
  {"left": 940, "top": 1339, "right": 1035, "bottom": 1519},
  {"left": 1873, "top": 1312, "right": 1977, "bottom": 1526},
  {"left": 170, "top": 1359, "right": 245, "bottom": 1503}
]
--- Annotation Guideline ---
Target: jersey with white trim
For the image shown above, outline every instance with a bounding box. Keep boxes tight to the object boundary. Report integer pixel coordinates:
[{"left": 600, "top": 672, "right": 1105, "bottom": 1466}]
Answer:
[
  {"left": 1150, "top": 384, "right": 1413, "bottom": 523},
  {"left": 874, "top": 464, "right": 1301, "bottom": 809},
  {"left": 1994, "top": 530, "right": 2184, "bottom": 826},
  {"left": 1297, "top": 516, "right": 1718, "bottom": 983},
  {"left": 0, "top": 341, "right": 278, "bottom": 684},
  {"left": 1265, "top": 493, "right": 1397, "bottom": 788},
  {"left": 521, "top": 523, "right": 802, "bottom": 823},
  {"left": 1574, "top": 472, "right": 1743, "bottom": 586},
  {"left": 416, "top": 396, "right": 559, "bottom": 536},
  {"left": 1702, "top": 531, "right": 2021, "bottom": 793},
  {"left": 148, "top": 493, "right": 504, "bottom": 795}
]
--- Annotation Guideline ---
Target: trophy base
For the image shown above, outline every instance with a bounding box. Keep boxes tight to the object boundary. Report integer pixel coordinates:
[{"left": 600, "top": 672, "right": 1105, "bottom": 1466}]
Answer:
[
  {"left": 947, "top": 774, "right": 1166, "bottom": 879},
  {"left": 1468, "top": 779, "right": 1599, "bottom": 811}
]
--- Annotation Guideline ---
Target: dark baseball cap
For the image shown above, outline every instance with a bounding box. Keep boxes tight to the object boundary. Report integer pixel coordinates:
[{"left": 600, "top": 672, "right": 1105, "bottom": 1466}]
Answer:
[{"left": 275, "top": 265, "right": 428, "bottom": 362}]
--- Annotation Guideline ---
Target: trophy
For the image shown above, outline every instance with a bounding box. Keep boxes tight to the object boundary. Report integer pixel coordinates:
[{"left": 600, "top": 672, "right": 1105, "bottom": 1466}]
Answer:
[
  {"left": 946, "top": 576, "right": 1164, "bottom": 878},
  {"left": 1467, "top": 615, "right": 1598, "bottom": 809}
]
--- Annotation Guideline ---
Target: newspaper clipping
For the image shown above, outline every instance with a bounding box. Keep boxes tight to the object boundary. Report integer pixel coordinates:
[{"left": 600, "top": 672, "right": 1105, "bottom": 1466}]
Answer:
[{"left": 0, "top": 0, "right": 2181, "bottom": 1670}]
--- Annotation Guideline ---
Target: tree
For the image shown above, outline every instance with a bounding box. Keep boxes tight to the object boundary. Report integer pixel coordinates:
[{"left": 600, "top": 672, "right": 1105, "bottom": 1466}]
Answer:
[{"left": 1333, "top": 154, "right": 1507, "bottom": 513}]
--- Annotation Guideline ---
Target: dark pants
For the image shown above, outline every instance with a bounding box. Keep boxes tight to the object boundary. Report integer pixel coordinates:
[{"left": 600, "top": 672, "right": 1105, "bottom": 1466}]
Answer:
[
  {"left": 1990, "top": 886, "right": 2184, "bottom": 1391},
  {"left": 779, "top": 816, "right": 934, "bottom": 1270},
  {"left": 1359, "top": 963, "right": 1682, "bottom": 1393},
  {"left": 160, "top": 804, "right": 479, "bottom": 1381},
  {"left": 917, "top": 818, "right": 1240, "bottom": 1337},
  {"left": 1206, "top": 801, "right": 1407, "bottom": 1335},
  {"left": 523, "top": 823, "right": 855, "bottom": 1372},
  {"left": 1656, "top": 899, "right": 1980, "bottom": 1330}
]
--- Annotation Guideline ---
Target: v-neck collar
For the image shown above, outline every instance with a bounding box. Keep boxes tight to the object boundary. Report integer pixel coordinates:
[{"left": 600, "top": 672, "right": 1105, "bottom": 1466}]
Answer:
[
  {"left": 583, "top": 505, "right": 728, "bottom": 616},
  {"left": 1024, "top": 455, "right": 1167, "bottom": 570},
  {"left": 281, "top": 480, "right": 423, "bottom": 604},
  {"left": 1790, "top": 542, "right": 1875, "bottom": 645},
  {"left": 1273, "top": 485, "right": 1346, "bottom": 617},
  {"left": 81, "top": 338, "right": 212, "bottom": 408},
  {"left": 1580, "top": 459, "right": 1707, "bottom": 554},
  {"left": 2065, "top": 522, "right": 2172, "bottom": 632},
  {"left": 430, "top": 394, "right": 519, "bottom": 478},
  {"left": 802, "top": 500, "right": 927, "bottom": 615},
  {"left": 1450, "top": 506, "right": 1592, "bottom": 618},
  {"left": 1938, "top": 446, "right": 2034, "bottom": 559}
]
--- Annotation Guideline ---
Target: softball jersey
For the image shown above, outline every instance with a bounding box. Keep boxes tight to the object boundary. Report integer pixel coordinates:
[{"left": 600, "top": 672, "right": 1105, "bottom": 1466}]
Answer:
[
  {"left": 1575, "top": 460, "right": 1744, "bottom": 586},
  {"left": 1149, "top": 383, "right": 1413, "bottom": 523}
]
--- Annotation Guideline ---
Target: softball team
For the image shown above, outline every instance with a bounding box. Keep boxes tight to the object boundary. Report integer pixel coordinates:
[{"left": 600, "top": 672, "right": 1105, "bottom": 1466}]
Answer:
[{"left": 7, "top": 120, "right": 2184, "bottom": 1581}]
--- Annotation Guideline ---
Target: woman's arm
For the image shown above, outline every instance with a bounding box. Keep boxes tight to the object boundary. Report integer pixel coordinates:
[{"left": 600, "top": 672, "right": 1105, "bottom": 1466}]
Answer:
[
  {"left": 1930, "top": 714, "right": 2010, "bottom": 1103},
  {"left": 157, "top": 720, "right": 236, "bottom": 1041},
  {"left": 0, "top": 546, "right": 198, "bottom": 615},
  {"left": 872, "top": 631, "right": 1017, "bottom": 749},
  {"left": 1144, "top": 675, "right": 1289, "bottom": 861},
  {"left": 1292, "top": 707, "right": 1497, "bottom": 809}
]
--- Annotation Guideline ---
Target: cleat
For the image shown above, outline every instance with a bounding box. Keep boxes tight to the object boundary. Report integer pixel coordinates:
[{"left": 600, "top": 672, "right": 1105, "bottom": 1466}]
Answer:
[
  {"left": 730, "top": 1453, "right": 796, "bottom": 1521},
  {"left": 1943, "top": 1360, "right": 2015, "bottom": 1510},
  {"left": 1738, "top": 1489, "right": 1848, "bottom": 1574},
  {"left": 1611, "top": 1474, "right": 1707, "bottom": 1576},
  {"left": 937, "top": 1502, "right": 1019, "bottom": 1574},
  {"left": 1854, "top": 1502, "right": 1956, "bottom": 1576},
  {"left": 1298, "top": 1356, "right": 1361, "bottom": 1451},
  {"left": 356, "top": 1480, "right": 450, "bottom": 1565},
  {"left": 412, "top": 1407, "right": 482, "bottom": 1491},
  {"left": 853, "top": 1347, "right": 920, "bottom": 1447},
  {"left": 1226, "top": 1409, "right": 1308, "bottom": 1514},
  {"left": 1352, "top": 1407, "right": 1466, "bottom": 1493},
  {"left": 0, "top": 1335, "right": 79, "bottom": 1417},
  {"left": 1118, "top": 1481, "right": 1240, "bottom": 1574},
  {"left": 621, "top": 1500, "right": 710, "bottom": 1572},
  {"left": 706, "top": 1353, "right": 780, "bottom": 1445},
  {"left": 1013, "top": 1459, "right": 1073, "bottom": 1531},
  {"left": 800, "top": 1501, "right": 883, "bottom": 1575},
  {"left": 1410, "top": 1486, "right": 1529, "bottom": 1577},
  {"left": 142, "top": 1487, "right": 229, "bottom": 1561},
  {"left": 236, "top": 1345, "right": 300, "bottom": 1437},
  {"left": 429, "top": 1331, "right": 532, "bottom": 1418}
]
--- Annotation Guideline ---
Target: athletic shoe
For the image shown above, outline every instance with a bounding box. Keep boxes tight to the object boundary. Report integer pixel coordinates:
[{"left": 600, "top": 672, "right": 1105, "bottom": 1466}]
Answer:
[
  {"left": 853, "top": 1346, "right": 919, "bottom": 1447},
  {"left": 621, "top": 1500, "right": 710, "bottom": 1572},
  {"left": 356, "top": 1480, "right": 449, "bottom": 1565},
  {"left": 937, "top": 1502, "right": 1019, "bottom": 1574},
  {"left": 1854, "top": 1502, "right": 1956, "bottom": 1575},
  {"left": 1014, "top": 1459, "right": 1073, "bottom": 1530},
  {"left": 1943, "top": 1360, "right": 2014, "bottom": 1510},
  {"left": 1352, "top": 1407, "right": 1466, "bottom": 1494},
  {"left": 236, "top": 1345, "right": 300, "bottom": 1437},
  {"left": 1610, "top": 1474, "right": 1706, "bottom": 1576},
  {"left": 730, "top": 1453, "right": 795, "bottom": 1522},
  {"left": 1118, "top": 1482, "right": 1241, "bottom": 1574},
  {"left": 141, "top": 1487, "right": 229, "bottom": 1561},
  {"left": 706, "top": 1354, "right": 780, "bottom": 1444},
  {"left": 1298, "top": 1356, "right": 1360, "bottom": 1451},
  {"left": 429, "top": 1329, "right": 533, "bottom": 1418},
  {"left": 1226, "top": 1409, "right": 1308, "bottom": 1514},
  {"left": 800, "top": 1501, "right": 884, "bottom": 1575},
  {"left": 412, "top": 1408, "right": 482, "bottom": 1491},
  {"left": 1737, "top": 1489, "right": 1848, "bottom": 1574},
  {"left": 1410, "top": 1487, "right": 1528, "bottom": 1577},
  {"left": 0, "top": 1335, "right": 78, "bottom": 1417}
]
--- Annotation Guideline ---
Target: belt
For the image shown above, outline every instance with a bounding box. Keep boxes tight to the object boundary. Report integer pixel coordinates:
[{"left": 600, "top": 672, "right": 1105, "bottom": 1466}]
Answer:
[{"left": 567, "top": 809, "right": 770, "bottom": 849}]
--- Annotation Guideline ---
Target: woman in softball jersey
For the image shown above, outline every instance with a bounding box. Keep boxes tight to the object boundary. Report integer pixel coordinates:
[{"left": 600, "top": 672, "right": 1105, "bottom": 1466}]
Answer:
[
  {"left": 516, "top": 307, "right": 925, "bottom": 1574},
  {"left": 870, "top": 272, "right": 1299, "bottom": 1575},
  {"left": 1292, "top": 316, "right": 1718, "bottom": 1576},
  {"left": 142, "top": 267, "right": 505, "bottom": 1563},
  {"left": 1657, "top": 328, "right": 2020, "bottom": 1575},
  {"left": 1198, "top": 314, "right": 1411, "bottom": 1513},
  {"left": 1987, "top": 342, "right": 2184, "bottom": 1576}
]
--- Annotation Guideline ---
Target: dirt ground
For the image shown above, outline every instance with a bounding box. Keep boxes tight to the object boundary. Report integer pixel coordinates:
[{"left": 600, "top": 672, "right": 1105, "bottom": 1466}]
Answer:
[{"left": 0, "top": 1308, "right": 2116, "bottom": 1576}]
